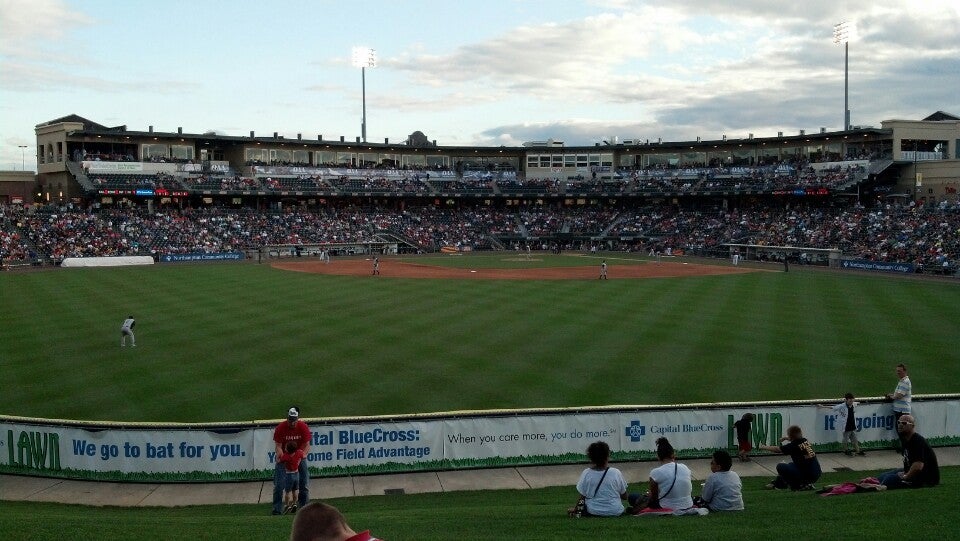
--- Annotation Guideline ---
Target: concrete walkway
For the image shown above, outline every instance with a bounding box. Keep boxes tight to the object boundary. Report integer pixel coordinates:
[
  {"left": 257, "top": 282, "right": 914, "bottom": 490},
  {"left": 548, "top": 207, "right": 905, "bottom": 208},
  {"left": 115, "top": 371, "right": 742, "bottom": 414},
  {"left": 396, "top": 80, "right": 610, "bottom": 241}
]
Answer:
[{"left": 2, "top": 448, "right": 957, "bottom": 507}]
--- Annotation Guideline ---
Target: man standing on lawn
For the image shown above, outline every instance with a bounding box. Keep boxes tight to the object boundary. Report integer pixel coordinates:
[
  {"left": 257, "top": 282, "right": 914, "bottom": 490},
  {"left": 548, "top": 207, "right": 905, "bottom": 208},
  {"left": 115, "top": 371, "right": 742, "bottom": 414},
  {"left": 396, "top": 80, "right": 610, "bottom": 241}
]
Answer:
[
  {"left": 886, "top": 363, "right": 911, "bottom": 449},
  {"left": 886, "top": 363, "right": 912, "bottom": 422},
  {"left": 273, "top": 406, "right": 311, "bottom": 515}
]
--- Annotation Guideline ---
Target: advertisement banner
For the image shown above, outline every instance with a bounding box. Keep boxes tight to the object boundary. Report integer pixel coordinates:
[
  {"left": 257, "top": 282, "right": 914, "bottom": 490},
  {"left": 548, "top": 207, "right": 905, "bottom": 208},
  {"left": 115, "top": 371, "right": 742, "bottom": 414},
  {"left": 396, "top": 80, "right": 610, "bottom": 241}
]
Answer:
[
  {"left": 83, "top": 161, "right": 144, "bottom": 172},
  {"left": 442, "top": 414, "right": 620, "bottom": 461},
  {"left": 840, "top": 259, "right": 915, "bottom": 273},
  {"left": 253, "top": 421, "right": 442, "bottom": 471},
  {"left": 620, "top": 409, "right": 730, "bottom": 452},
  {"left": 160, "top": 252, "right": 245, "bottom": 262},
  {"left": 2, "top": 424, "right": 255, "bottom": 478},
  {"left": 3, "top": 397, "right": 958, "bottom": 482}
]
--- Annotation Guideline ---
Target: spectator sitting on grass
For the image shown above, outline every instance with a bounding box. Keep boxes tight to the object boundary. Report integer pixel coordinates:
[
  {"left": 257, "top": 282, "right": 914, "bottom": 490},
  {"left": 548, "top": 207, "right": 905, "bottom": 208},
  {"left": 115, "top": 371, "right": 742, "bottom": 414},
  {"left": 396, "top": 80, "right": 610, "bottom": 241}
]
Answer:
[{"left": 696, "top": 449, "right": 743, "bottom": 511}]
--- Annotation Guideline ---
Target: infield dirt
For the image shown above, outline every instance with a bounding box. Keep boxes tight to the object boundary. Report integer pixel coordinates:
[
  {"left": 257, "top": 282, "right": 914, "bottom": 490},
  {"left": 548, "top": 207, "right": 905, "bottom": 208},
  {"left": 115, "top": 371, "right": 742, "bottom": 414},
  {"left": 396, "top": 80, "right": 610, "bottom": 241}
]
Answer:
[{"left": 272, "top": 257, "right": 762, "bottom": 280}]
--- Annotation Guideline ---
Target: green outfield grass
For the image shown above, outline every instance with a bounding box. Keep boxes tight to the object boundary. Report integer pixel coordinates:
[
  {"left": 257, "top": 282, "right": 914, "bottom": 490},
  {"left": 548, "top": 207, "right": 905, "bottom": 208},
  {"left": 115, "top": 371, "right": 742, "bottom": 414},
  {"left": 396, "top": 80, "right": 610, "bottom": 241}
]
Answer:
[
  {"left": 1, "top": 467, "right": 956, "bottom": 540},
  {"left": 1, "top": 254, "right": 958, "bottom": 423}
]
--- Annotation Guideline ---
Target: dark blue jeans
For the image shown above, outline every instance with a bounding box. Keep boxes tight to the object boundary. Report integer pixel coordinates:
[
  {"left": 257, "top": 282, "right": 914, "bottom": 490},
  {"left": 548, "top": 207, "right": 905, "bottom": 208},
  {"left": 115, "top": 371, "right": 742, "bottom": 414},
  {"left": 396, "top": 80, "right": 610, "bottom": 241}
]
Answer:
[
  {"left": 878, "top": 469, "right": 920, "bottom": 489},
  {"left": 776, "top": 461, "right": 821, "bottom": 489}
]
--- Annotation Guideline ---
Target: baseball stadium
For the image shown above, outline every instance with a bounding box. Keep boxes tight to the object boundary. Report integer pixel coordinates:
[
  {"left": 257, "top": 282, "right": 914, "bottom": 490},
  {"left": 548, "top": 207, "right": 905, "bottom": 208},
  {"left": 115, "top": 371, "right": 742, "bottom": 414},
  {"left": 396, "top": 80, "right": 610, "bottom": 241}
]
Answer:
[{"left": 0, "top": 109, "right": 958, "bottom": 539}]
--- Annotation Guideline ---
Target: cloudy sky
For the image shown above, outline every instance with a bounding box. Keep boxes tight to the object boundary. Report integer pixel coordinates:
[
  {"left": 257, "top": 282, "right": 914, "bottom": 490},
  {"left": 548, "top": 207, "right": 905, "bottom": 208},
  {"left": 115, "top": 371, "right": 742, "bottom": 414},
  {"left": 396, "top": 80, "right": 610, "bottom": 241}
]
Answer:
[{"left": 1, "top": 0, "right": 958, "bottom": 170}]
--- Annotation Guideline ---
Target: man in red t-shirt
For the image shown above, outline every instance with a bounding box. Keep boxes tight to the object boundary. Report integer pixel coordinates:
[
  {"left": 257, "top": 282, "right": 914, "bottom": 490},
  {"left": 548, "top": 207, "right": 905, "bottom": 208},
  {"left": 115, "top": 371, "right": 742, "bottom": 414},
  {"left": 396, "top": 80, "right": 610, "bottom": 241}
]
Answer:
[{"left": 273, "top": 406, "right": 311, "bottom": 515}]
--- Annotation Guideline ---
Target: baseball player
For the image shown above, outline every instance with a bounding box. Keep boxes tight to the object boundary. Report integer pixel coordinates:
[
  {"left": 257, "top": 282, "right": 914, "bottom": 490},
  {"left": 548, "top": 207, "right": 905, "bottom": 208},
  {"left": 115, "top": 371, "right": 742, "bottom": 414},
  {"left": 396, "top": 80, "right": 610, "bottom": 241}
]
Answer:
[{"left": 120, "top": 315, "right": 136, "bottom": 347}]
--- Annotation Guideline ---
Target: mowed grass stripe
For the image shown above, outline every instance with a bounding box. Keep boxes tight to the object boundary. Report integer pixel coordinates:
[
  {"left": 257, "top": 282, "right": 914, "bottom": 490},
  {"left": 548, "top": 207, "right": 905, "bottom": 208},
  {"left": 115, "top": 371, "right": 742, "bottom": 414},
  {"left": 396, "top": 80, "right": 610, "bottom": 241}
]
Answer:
[{"left": 1, "top": 263, "right": 958, "bottom": 422}]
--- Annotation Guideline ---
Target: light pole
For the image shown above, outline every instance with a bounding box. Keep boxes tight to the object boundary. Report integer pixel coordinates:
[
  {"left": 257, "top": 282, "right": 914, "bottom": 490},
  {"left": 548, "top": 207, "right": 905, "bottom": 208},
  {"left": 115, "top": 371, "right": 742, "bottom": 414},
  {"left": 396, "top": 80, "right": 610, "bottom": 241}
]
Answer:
[
  {"left": 833, "top": 22, "right": 855, "bottom": 131},
  {"left": 351, "top": 46, "right": 377, "bottom": 143},
  {"left": 18, "top": 145, "right": 27, "bottom": 171}
]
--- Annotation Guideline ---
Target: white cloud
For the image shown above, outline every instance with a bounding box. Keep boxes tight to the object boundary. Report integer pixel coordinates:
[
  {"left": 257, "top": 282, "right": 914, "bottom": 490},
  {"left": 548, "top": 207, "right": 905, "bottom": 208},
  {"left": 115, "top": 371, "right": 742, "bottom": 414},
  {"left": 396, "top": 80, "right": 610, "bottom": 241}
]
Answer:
[
  {"left": 0, "top": 60, "right": 198, "bottom": 94},
  {"left": 1, "top": 0, "right": 958, "bottom": 149},
  {"left": 0, "top": 0, "right": 94, "bottom": 58}
]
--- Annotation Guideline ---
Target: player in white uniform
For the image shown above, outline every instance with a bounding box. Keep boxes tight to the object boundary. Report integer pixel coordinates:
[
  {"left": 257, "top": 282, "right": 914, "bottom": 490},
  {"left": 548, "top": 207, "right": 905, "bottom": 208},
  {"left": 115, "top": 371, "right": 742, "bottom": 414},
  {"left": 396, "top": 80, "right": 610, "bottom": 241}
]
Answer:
[
  {"left": 600, "top": 260, "right": 608, "bottom": 280},
  {"left": 120, "top": 315, "right": 136, "bottom": 347}
]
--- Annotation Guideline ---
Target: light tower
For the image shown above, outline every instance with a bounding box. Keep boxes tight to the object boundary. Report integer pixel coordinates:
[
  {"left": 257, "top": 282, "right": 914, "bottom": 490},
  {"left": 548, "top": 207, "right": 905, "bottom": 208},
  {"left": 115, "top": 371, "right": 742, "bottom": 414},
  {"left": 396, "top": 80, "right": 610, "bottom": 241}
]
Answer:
[
  {"left": 18, "top": 145, "right": 28, "bottom": 171},
  {"left": 351, "top": 47, "right": 377, "bottom": 143},
  {"left": 833, "top": 22, "right": 855, "bottom": 131}
]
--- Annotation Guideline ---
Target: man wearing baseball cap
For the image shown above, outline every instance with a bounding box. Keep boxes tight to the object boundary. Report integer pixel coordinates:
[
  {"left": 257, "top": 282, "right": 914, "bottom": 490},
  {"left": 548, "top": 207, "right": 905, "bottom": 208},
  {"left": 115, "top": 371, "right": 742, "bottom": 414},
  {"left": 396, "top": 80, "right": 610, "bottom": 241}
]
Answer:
[{"left": 273, "top": 406, "right": 311, "bottom": 515}]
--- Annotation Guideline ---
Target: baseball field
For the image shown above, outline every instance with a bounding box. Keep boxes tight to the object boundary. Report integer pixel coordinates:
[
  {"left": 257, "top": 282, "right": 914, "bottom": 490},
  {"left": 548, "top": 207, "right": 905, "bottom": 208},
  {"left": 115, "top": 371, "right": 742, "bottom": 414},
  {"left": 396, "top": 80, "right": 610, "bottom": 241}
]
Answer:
[
  {"left": 1, "top": 252, "right": 958, "bottom": 540},
  {"left": 1, "top": 252, "right": 958, "bottom": 422}
]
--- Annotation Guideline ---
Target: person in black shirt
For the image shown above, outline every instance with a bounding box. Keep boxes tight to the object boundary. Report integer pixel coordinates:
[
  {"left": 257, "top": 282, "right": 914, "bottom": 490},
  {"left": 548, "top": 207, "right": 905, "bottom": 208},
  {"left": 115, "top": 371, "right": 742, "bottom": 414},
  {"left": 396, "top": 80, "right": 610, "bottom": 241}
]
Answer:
[
  {"left": 879, "top": 414, "right": 940, "bottom": 489},
  {"left": 818, "top": 393, "right": 865, "bottom": 456},
  {"left": 734, "top": 413, "right": 754, "bottom": 462},
  {"left": 760, "top": 425, "right": 822, "bottom": 490}
]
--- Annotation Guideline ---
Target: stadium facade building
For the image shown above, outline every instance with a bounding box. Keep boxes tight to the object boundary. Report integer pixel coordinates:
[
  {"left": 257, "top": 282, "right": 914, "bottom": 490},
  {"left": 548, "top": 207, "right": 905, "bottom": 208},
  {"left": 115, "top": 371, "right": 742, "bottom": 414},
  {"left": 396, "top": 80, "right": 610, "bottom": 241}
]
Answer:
[{"left": 24, "top": 112, "right": 960, "bottom": 210}]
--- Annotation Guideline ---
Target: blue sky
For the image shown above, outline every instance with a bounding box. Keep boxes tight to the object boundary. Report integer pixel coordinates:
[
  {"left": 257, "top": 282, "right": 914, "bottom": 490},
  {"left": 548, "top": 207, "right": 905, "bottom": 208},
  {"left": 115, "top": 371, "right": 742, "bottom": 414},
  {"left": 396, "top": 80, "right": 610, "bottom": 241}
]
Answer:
[{"left": 1, "top": 0, "right": 959, "bottom": 171}]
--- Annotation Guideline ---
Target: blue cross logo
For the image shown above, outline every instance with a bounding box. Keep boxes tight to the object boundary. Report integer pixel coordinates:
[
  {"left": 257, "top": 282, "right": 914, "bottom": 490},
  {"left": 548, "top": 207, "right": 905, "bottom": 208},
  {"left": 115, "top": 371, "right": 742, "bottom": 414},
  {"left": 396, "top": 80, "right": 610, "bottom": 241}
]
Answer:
[{"left": 625, "top": 420, "right": 646, "bottom": 442}]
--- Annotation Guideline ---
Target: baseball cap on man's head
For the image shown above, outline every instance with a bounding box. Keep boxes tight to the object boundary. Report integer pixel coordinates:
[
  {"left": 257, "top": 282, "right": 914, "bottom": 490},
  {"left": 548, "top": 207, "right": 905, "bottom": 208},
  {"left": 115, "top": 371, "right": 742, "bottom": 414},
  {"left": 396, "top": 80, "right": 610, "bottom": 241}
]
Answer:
[{"left": 287, "top": 407, "right": 299, "bottom": 420}]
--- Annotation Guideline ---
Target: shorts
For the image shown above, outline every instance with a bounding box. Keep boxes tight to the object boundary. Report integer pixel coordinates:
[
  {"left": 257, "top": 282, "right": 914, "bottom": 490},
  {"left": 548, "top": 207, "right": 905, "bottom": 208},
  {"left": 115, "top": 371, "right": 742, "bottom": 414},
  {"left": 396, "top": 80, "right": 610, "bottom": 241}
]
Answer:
[
  {"left": 284, "top": 471, "right": 299, "bottom": 492},
  {"left": 738, "top": 439, "right": 752, "bottom": 453}
]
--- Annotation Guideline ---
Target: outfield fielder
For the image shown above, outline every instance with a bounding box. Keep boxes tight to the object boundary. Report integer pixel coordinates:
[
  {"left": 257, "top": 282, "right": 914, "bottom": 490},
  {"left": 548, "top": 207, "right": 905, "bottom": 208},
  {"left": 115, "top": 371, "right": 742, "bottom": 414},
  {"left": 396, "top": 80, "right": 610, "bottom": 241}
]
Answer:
[{"left": 120, "top": 315, "right": 136, "bottom": 347}]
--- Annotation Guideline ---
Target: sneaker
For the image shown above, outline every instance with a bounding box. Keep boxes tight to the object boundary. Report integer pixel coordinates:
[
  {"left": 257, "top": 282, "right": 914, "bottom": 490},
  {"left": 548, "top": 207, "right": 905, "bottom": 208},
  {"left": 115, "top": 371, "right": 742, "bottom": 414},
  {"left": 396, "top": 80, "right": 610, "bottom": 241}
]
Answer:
[
  {"left": 798, "top": 484, "right": 816, "bottom": 491},
  {"left": 289, "top": 504, "right": 297, "bottom": 514},
  {"left": 764, "top": 482, "right": 779, "bottom": 490},
  {"left": 271, "top": 510, "right": 282, "bottom": 516}
]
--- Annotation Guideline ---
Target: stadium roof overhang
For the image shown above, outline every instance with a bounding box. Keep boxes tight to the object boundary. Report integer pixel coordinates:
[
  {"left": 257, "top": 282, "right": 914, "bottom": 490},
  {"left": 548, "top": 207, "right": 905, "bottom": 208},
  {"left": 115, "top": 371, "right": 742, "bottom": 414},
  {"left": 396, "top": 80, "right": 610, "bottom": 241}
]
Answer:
[{"left": 52, "top": 114, "right": 894, "bottom": 154}]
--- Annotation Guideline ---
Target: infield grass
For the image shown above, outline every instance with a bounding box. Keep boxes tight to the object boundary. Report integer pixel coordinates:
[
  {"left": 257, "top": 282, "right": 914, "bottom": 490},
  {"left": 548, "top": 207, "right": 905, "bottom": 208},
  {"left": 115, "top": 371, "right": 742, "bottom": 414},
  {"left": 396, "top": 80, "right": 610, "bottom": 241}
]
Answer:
[{"left": 1, "top": 254, "right": 958, "bottom": 423}]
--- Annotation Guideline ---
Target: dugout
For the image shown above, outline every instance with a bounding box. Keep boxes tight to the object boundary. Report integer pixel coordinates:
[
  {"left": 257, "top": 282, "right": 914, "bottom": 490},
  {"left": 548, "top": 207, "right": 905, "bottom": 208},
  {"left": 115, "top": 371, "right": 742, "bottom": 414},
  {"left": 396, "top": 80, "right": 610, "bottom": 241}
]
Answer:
[
  {"left": 724, "top": 243, "right": 841, "bottom": 267},
  {"left": 265, "top": 241, "right": 397, "bottom": 259}
]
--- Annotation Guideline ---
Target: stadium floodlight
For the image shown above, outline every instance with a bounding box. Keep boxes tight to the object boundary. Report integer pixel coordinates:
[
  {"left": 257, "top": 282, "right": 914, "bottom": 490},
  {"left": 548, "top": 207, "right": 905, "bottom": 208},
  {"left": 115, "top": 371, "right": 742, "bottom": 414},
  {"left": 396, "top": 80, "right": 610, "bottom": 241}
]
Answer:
[
  {"left": 18, "top": 145, "right": 28, "bottom": 171},
  {"left": 351, "top": 46, "right": 377, "bottom": 143},
  {"left": 833, "top": 22, "right": 856, "bottom": 131}
]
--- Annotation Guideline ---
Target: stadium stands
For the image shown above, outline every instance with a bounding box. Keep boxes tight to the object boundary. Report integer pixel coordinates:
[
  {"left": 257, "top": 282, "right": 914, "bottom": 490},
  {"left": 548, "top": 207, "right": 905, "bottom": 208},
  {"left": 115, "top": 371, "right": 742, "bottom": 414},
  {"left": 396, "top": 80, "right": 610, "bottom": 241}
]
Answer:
[{"left": 2, "top": 200, "right": 957, "bottom": 274}]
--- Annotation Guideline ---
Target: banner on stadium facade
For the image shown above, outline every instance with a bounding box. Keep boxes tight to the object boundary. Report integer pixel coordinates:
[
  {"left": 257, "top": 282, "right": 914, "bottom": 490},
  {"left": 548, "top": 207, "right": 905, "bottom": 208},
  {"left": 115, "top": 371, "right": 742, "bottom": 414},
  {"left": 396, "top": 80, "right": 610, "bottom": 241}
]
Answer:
[
  {"left": 250, "top": 166, "right": 458, "bottom": 179},
  {"left": 2, "top": 398, "right": 957, "bottom": 482},
  {"left": 83, "top": 161, "right": 144, "bottom": 172}
]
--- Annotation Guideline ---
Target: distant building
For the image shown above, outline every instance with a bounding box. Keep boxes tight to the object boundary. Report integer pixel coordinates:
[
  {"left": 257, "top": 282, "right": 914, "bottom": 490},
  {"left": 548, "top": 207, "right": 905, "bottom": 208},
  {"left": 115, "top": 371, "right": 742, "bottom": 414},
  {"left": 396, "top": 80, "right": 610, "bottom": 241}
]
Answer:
[
  {"left": 522, "top": 139, "right": 564, "bottom": 147},
  {"left": 406, "top": 131, "right": 434, "bottom": 148},
  {"left": 25, "top": 112, "right": 960, "bottom": 208}
]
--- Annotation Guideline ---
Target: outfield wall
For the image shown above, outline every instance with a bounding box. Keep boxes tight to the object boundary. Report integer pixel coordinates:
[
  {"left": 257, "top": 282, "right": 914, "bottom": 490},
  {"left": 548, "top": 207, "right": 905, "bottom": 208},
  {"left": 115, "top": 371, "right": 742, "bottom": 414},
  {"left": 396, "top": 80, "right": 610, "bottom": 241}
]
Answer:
[{"left": 2, "top": 396, "right": 957, "bottom": 482}]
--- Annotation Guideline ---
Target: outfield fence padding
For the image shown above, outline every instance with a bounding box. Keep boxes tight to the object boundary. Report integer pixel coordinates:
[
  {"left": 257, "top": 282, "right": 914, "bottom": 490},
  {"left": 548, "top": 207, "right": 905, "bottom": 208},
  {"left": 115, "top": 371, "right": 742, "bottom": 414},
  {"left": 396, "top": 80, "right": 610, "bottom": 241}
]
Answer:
[
  {"left": 2, "top": 395, "right": 957, "bottom": 482},
  {"left": 59, "top": 256, "right": 155, "bottom": 268}
]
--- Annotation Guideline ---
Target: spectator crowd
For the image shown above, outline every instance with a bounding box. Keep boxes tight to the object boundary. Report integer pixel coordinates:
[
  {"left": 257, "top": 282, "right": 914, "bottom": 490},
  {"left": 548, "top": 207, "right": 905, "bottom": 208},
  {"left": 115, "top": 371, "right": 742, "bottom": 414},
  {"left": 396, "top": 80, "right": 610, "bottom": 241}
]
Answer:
[{"left": 1, "top": 199, "right": 958, "bottom": 274}]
